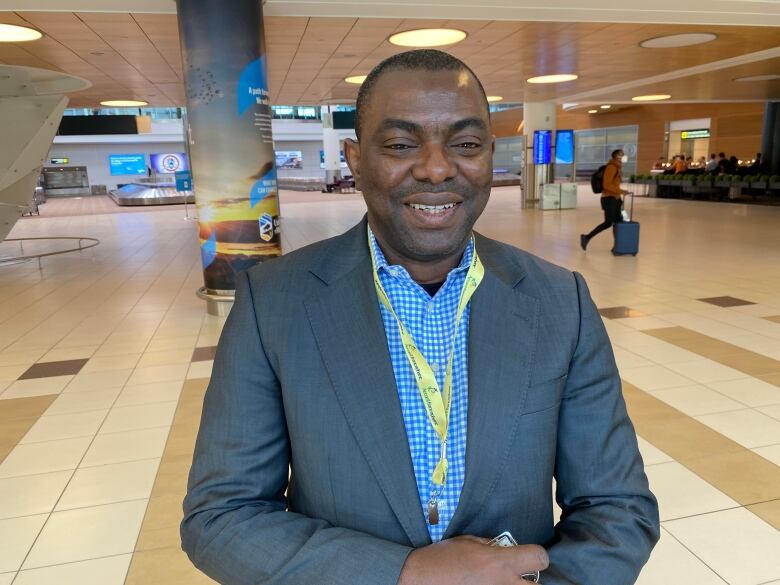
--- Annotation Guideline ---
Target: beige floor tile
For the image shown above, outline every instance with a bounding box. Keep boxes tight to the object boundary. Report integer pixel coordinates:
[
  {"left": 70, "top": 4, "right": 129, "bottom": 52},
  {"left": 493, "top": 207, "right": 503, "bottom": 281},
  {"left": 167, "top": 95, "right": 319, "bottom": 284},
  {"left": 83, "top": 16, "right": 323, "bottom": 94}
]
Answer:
[
  {"left": 620, "top": 365, "right": 696, "bottom": 391},
  {"left": 114, "top": 380, "right": 184, "bottom": 407},
  {"left": 79, "top": 354, "right": 141, "bottom": 373},
  {"left": 615, "top": 316, "right": 675, "bottom": 331},
  {"left": 186, "top": 360, "right": 213, "bottom": 380},
  {"left": 0, "top": 349, "right": 45, "bottom": 367},
  {"left": 125, "top": 547, "right": 218, "bottom": 585},
  {"left": 44, "top": 388, "right": 121, "bottom": 416},
  {"left": 135, "top": 493, "right": 185, "bottom": 552},
  {"left": 93, "top": 343, "right": 150, "bottom": 357},
  {"left": 649, "top": 384, "right": 746, "bottom": 416},
  {"left": 40, "top": 346, "right": 99, "bottom": 362},
  {"left": 664, "top": 359, "right": 747, "bottom": 384},
  {"left": 0, "top": 364, "right": 29, "bottom": 383},
  {"left": 81, "top": 427, "right": 170, "bottom": 467},
  {"left": 706, "top": 377, "right": 780, "bottom": 407},
  {"left": 99, "top": 402, "right": 177, "bottom": 434},
  {"left": 613, "top": 348, "right": 653, "bottom": 370},
  {"left": 56, "top": 458, "right": 160, "bottom": 511},
  {"left": 20, "top": 410, "right": 108, "bottom": 444},
  {"left": 746, "top": 499, "right": 780, "bottom": 531},
  {"left": 13, "top": 554, "right": 132, "bottom": 585},
  {"left": 146, "top": 336, "right": 198, "bottom": 353},
  {"left": 0, "top": 573, "right": 13, "bottom": 585},
  {"left": 636, "top": 436, "right": 675, "bottom": 466},
  {"left": 636, "top": 528, "right": 725, "bottom": 585},
  {"left": 753, "top": 443, "right": 780, "bottom": 466},
  {"left": 0, "top": 471, "right": 71, "bottom": 519},
  {"left": 758, "top": 403, "right": 780, "bottom": 422},
  {"left": 63, "top": 370, "right": 133, "bottom": 393},
  {"left": 23, "top": 500, "right": 148, "bottom": 569},
  {"left": 127, "top": 363, "right": 189, "bottom": 386},
  {"left": 645, "top": 461, "right": 739, "bottom": 521},
  {"left": 664, "top": 507, "right": 780, "bottom": 585},
  {"left": 136, "top": 349, "right": 193, "bottom": 368},
  {"left": 0, "top": 381, "right": 9, "bottom": 396},
  {"left": 1, "top": 376, "right": 73, "bottom": 400},
  {"left": 0, "top": 514, "right": 48, "bottom": 573},
  {"left": 695, "top": 408, "right": 780, "bottom": 449},
  {"left": 0, "top": 437, "right": 92, "bottom": 479}
]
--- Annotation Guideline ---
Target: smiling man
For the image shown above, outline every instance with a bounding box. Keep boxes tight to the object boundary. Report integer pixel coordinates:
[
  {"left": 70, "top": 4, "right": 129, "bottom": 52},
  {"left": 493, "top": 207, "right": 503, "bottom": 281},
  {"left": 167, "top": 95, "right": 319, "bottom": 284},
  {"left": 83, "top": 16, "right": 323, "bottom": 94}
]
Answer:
[{"left": 181, "top": 50, "right": 659, "bottom": 585}]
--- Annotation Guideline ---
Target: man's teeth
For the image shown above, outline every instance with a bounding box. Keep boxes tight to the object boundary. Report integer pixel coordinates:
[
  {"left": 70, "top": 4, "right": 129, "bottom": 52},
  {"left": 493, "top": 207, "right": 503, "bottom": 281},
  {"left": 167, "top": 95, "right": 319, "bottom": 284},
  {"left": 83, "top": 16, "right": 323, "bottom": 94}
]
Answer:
[{"left": 408, "top": 203, "right": 458, "bottom": 213}]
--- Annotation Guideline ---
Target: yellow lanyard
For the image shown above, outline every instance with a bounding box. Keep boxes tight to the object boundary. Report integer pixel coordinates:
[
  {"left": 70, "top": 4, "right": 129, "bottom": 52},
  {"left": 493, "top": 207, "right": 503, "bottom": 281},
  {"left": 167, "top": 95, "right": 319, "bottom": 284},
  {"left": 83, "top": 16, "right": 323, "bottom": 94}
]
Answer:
[{"left": 369, "top": 229, "right": 484, "bottom": 515}]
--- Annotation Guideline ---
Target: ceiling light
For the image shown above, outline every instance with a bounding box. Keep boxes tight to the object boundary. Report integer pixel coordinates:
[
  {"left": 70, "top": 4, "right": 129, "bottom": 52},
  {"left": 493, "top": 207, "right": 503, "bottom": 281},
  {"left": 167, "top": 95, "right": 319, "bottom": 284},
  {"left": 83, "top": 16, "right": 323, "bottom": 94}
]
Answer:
[
  {"left": 0, "top": 23, "right": 43, "bottom": 42},
  {"left": 600, "top": 104, "right": 611, "bottom": 109},
  {"left": 487, "top": 96, "right": 503, "bottom": 103},
  {"left": 588, "top": 109, "right": 598, "bottom": 114},
  {"left": 734, "top": 74, "right": 780, "bottom": 82},
  {"left": 344, "top": 75, "right": 366, "bottom": 84},
  {"left": 632, "top": 94, "right": 672, "bottom": 101},
  {"left": 640, "top": 33, "right": 717, "bottom": 49},
  {"left": 389, "top": 28, "right": 467, "bottom": 48},
  {"left": 100, "top": 100, "right": 149, "bottom": 107},
  {"left": 527, "top": 74, "right": 578, "bottom": 84}
]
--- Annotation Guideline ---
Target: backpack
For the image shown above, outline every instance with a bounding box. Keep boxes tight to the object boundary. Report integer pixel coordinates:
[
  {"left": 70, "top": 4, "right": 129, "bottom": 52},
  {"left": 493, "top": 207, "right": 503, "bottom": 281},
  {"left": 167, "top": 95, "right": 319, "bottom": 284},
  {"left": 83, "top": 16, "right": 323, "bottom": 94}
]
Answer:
[{"left": 591, "top": 165, "right": 607, "bottom": 194}]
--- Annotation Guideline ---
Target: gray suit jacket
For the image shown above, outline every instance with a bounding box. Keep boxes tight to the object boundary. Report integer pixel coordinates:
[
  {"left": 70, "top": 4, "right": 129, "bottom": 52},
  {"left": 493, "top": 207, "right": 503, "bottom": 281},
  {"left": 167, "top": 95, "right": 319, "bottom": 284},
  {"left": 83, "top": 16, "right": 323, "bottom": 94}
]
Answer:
[{"left": 181, "top": 218, "right": 659, "bottom": 584}]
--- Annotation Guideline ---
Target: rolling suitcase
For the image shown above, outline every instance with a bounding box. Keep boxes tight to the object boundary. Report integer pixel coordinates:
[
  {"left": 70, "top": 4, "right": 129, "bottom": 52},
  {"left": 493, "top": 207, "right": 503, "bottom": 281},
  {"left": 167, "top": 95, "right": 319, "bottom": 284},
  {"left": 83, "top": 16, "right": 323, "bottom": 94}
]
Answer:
[{"left": 612, "top": 193, "right": 639, "bottom": 256}]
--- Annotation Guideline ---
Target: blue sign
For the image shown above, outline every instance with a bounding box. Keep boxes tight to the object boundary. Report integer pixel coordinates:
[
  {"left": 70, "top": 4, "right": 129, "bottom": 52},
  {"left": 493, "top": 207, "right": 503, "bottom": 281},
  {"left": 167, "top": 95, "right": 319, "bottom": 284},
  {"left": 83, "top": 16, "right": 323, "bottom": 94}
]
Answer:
[
  {"left": 108, "top": 154, "right": 146, "bottom": 176},
  {"left": 555, "top": 129, "right": 575, "bottom": 164},
  {"left": 175, "top": 170, "right": 192, "bottom": 192},
  {"left": 533, "top": 130, "right": 552, "bottom": 165}
]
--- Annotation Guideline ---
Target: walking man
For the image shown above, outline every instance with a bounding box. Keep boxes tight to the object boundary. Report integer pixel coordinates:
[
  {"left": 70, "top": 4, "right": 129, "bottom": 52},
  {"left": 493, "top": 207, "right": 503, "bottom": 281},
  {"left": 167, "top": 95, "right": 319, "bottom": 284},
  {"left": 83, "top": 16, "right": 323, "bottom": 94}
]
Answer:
[{"left": 581, "top": 149, "right": 630, "bottom": 251}]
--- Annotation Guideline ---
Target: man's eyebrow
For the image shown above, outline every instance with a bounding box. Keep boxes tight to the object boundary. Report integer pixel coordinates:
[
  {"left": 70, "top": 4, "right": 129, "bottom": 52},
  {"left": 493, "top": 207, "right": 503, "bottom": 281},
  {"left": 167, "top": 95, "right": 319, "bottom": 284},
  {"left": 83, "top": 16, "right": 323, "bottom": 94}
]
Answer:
[
  {"left": 378, "top": 118, "right": 422, "bottom": 135},
  {"left": 449, "top": 117, "right": 488, "bottom": 134}
]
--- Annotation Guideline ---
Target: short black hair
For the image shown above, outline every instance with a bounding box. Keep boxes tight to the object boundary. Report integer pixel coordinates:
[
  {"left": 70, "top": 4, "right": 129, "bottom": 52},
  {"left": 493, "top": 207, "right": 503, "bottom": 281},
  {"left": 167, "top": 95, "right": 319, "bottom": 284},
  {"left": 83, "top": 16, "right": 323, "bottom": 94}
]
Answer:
[
  {"left": 354, "top": 49, "right": 489, "bottom": 140},
  {"left": 611, "top": 149, "right": 623, "bottom": 159}
]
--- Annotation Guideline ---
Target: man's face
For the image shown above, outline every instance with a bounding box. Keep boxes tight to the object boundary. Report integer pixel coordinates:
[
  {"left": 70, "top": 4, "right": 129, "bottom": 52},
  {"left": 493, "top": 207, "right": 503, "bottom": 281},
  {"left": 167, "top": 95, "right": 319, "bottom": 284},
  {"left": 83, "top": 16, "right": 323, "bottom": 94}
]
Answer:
[{"left": 344, "top": 68, "right": 494, "bottom": 265}]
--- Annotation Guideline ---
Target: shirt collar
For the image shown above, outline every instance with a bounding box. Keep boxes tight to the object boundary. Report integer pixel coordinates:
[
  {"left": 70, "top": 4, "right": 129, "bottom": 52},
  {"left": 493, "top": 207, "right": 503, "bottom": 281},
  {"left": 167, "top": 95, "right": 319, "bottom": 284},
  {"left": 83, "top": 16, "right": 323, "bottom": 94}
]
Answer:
[{"left": 368, "top": 226, "right": 474, "bottom": 281}]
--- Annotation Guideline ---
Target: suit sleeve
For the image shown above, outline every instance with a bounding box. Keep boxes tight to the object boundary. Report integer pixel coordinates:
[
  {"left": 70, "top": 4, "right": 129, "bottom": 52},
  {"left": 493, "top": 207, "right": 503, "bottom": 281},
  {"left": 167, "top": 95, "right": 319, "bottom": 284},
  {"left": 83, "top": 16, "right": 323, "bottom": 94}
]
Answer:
[
  {"left": 180, "top": 270, "right": 412, "bottom": 585},
  {"left": 544, "top": 272, "right": 660, "bottom": 584}
]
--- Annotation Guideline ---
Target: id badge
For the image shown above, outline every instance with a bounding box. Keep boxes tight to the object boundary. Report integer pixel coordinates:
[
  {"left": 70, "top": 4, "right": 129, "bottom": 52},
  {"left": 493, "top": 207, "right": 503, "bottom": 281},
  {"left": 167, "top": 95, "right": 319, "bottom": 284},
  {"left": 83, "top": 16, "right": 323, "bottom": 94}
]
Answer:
[{"left": 488, "top": 531, "right": 541, "bottom": 583}]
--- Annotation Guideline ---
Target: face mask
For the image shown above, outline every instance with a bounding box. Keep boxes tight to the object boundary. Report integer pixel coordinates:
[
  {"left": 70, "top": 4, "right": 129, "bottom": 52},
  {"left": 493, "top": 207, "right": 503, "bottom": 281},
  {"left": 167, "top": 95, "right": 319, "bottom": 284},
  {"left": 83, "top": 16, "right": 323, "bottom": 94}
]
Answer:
[{"left": 621, "top": 155, "right": 628, "bottom": 163}]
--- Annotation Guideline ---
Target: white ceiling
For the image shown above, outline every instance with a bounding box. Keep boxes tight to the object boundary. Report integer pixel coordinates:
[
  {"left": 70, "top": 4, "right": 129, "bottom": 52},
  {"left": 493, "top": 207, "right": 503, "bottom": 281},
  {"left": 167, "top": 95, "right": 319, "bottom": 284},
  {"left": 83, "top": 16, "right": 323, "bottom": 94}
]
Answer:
[{"left": 0, "top": 0, "right": 779, "bottom": 26}]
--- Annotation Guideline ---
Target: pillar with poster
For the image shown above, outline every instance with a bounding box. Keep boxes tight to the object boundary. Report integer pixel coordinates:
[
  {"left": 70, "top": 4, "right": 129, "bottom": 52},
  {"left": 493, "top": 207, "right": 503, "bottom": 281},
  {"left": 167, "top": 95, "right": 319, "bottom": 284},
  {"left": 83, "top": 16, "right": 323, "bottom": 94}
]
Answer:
[{"left": 176, "top": 0, "right": 281, "bottom": 310}]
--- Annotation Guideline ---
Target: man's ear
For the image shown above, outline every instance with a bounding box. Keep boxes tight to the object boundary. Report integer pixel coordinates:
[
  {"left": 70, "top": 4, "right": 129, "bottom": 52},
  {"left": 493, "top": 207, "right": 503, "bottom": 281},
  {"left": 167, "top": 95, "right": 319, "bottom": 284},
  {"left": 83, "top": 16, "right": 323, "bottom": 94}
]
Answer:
[{"left": 343, "top": 138, "right": 361, "bottom": 189}]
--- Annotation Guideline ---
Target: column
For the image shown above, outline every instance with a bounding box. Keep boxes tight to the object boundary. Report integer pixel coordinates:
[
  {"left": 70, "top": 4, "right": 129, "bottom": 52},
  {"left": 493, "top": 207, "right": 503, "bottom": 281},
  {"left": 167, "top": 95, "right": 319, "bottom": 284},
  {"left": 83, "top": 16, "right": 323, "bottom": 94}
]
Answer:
[
  {"left": 522, "top": 101, "right": 556, "bottom": 208},
  {"left": 761, "top": 101, "right": 780, "bottom": 176},
  {"left": 176, "top": 0, "right": 281, "bottom": 312},
  {"left": 321, "top": 105, "right": 342, "bottom": 185}
]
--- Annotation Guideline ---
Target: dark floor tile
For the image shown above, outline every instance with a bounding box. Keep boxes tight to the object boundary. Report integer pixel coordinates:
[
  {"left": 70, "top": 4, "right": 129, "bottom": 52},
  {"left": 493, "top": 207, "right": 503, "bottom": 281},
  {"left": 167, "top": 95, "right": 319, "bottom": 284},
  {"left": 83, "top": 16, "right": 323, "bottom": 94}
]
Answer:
[
  {"left": 598, "top": 306, "right": 646, "bottom": 319},
  {"left": 17, "top": 358, "right": 89, "bottom": 380},
  {"left": 698, "top": 296, "right": 756, "bottom": 307},
  {"left": 191, "top": 346, "right": 217, "bottom": 362},
  {"left": 763, "top": 315, "right": 780, "bottom": 324}
]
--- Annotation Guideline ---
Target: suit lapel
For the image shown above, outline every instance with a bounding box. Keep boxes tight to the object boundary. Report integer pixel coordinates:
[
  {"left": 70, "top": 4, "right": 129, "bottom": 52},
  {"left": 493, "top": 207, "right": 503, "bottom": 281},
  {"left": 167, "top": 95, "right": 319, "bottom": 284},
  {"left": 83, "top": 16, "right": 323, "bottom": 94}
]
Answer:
[
  {"left": 444, "top": 238, "right": 540, "bottom": 538},
  {"left": 303, "top": 223, "right": 431, "bottom": 547}
]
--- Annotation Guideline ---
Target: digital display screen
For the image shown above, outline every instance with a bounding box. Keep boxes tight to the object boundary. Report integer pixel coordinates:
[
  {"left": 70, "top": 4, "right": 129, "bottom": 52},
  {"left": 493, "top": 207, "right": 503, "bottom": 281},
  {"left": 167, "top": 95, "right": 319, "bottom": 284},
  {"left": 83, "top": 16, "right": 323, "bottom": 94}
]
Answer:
[
  {"left": 319, "top": 150, "right": 348, "bottom": 169},
  {"left": 50, "top": 157, "right": 69, "bottom": 165},
  {"left": 533, "top": 130, "right": 552, "bottom": 165},
  {"left": 150, "top": 152, "right": 189, "bottom": 174},
  {"left": 555, "top": 129, "right": 574, "bottom": 164},
  {"left": 108, "top": 154, "right": 147, "bottom": 176},
  {"left": 275, "top": 150, "right": 303, "bottom": 169}
]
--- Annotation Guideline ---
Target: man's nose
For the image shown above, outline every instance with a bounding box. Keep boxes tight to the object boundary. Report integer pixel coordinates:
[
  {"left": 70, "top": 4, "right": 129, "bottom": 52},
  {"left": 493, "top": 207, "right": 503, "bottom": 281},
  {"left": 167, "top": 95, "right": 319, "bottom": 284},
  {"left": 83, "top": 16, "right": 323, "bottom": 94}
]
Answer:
[{"left": 412, "top": 142, "right": 457, "bottom": 185}]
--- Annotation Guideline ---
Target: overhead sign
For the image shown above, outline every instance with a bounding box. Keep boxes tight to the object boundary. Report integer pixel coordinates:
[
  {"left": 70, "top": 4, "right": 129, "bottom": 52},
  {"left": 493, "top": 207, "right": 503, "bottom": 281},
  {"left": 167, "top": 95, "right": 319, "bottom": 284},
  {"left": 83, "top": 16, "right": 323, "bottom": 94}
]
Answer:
[
  {"left": 533, "top": 130, "right": 552, "bottom": 165},
  {"left": 681, "top": 129, "right": 710, "bottom": 140}
]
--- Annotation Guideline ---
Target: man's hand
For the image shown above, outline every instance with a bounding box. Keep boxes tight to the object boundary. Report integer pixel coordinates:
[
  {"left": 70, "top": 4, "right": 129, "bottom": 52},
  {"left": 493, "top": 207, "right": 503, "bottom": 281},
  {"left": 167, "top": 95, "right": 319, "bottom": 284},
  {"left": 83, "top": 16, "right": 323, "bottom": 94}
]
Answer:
[{"left": 397, "top": 535, "right": 549, "bottom": 585}]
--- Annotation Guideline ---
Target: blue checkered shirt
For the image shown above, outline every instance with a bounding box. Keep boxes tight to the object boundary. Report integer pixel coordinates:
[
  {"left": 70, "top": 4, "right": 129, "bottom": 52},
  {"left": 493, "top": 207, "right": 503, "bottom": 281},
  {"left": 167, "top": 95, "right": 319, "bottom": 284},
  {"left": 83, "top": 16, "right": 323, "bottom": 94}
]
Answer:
[{"left": 368, "top": 228, "right": 472, "bottom": 541}]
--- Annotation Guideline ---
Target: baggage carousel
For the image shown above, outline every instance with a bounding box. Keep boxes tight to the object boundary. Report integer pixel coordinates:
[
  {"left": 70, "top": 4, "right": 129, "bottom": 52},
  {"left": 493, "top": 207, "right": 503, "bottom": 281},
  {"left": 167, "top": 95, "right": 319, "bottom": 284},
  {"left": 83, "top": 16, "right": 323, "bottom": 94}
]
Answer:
[{"left": 109, "top": 182, "right": 195, "bottom": 206}]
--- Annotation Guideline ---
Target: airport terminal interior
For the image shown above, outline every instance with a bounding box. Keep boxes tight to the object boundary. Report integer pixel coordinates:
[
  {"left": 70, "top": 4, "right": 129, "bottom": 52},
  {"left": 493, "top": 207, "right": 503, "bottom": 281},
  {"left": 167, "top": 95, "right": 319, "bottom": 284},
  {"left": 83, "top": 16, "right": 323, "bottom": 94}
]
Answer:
[{"left": 0, "top": 1, "right": 779, "bottom": 584}]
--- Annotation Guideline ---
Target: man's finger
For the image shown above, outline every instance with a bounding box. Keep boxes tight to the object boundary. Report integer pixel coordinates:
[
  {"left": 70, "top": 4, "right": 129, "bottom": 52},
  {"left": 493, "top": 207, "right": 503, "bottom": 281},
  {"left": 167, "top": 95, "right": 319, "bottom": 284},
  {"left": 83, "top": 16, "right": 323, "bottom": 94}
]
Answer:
[{"left": 504, "top": 544, "right": 549, "bottom": 573}]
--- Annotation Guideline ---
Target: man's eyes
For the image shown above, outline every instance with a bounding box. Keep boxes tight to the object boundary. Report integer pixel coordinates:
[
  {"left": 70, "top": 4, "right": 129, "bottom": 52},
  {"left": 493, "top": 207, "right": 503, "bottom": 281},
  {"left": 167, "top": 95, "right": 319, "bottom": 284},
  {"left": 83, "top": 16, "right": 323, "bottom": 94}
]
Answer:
[{"left": 382, "top": 142, "right": 482, "bottom": 151}]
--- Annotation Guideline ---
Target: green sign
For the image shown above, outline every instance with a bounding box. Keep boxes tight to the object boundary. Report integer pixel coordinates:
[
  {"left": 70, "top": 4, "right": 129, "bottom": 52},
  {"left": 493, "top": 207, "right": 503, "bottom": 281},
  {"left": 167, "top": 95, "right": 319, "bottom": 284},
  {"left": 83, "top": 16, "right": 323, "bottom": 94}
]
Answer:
[{"left": 681, "top": 129, "right": 710, "bottom": 140}]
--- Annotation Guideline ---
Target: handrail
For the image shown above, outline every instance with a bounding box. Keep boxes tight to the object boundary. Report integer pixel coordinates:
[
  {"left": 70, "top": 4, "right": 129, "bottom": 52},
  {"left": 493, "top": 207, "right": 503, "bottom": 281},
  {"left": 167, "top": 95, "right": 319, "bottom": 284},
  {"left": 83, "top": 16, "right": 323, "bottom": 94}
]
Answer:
[{"left": 0, "top": 236, "right": 100, "bottom": 268}]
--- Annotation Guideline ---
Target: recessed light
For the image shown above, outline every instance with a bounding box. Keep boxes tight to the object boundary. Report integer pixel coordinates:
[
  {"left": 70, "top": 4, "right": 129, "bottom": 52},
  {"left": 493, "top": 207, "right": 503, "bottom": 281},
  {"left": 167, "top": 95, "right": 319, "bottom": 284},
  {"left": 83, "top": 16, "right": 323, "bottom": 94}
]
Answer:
[
  {"left": 588, "top": 109, "right": 598, "bottom": 114},
  {"left": 100, "top": 100, "right": 149, "bottom": 107},
  {"left": 0, "top": 23, "right": 43, "bottom": 42},
  {"left": 640, "top": 33, "right": 717, "bottom": 49},
  {"left": 344, "top": 75, "right": 367, "bottom": 84},
  {"left": 527, "top": 74, "right": 578, "bottom": 84},
  {"left": 600, "top": 104, "right": 611, "bottom": 109},
  {"left": 389, "top": 28, "right": 467, "bottom": 48},
  {"left": 89, "top": 50, "right": 105, "bottom": 56},
  {"left": 487, "top": 96, "right": 503, "bottom": 103},
  {"left": 734, "top": 74, "right": 780, "bottom": 82},
  {"left": 632, "top": 94, "right": 672, "bottom": 101}
]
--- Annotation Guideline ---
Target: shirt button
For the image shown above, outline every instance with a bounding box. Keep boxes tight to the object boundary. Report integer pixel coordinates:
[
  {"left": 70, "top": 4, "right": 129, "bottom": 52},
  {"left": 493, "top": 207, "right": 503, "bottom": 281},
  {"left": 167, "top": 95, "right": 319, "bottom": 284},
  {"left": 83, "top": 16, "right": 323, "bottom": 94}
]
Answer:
[
  {"left": 426, "top": 302, "right": 434, "bottom": 312},
  {"left": 431, "top": 363, "right": 440, "bottom": 373},
  {"left": 389, "top": 268, "right": 399, "bottom": 277}
]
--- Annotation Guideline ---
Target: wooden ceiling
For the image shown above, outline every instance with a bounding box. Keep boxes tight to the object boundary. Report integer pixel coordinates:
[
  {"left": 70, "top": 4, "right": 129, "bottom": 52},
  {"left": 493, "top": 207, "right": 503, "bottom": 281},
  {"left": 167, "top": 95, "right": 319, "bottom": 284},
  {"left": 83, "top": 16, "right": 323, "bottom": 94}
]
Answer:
[{"left": 0, "top": 11, "right": 777, "bottom": 108}]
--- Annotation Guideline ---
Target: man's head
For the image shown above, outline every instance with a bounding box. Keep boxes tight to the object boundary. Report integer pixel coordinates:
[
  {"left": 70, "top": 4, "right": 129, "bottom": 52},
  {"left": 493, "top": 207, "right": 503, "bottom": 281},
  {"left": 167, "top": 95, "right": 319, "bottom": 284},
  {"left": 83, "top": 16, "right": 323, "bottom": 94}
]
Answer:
[
  {"left": 719, "top": 152, "right": 726, "bottom": 158},
  {"left": 611, "top": 149, "right": 624, "bottom": 162},
  {"left": 345, "top": 49, "right": 494, "bottom": 268}
]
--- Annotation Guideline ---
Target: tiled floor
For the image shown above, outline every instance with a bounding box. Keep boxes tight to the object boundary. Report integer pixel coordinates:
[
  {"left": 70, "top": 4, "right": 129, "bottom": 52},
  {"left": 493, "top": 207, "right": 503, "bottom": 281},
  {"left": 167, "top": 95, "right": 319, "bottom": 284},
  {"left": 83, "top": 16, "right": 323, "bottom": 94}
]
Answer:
[{"left": 1, "top": 186, "right": 779, "bottom": 584}]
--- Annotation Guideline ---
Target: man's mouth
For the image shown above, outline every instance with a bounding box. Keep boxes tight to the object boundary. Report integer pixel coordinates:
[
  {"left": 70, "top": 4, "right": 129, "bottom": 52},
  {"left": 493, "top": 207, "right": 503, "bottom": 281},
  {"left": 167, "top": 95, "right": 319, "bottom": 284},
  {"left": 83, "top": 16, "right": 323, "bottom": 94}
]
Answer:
[{"left": 406, "top": 202, "right": 460, "bottom": 214}]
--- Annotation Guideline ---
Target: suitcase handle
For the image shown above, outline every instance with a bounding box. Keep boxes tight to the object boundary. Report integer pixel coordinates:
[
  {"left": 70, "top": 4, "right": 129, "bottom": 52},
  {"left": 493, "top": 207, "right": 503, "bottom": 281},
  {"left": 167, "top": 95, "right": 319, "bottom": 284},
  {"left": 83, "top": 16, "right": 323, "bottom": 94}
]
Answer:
[{"left": 624, "top": 192, "right": 635, "bottom": 220}]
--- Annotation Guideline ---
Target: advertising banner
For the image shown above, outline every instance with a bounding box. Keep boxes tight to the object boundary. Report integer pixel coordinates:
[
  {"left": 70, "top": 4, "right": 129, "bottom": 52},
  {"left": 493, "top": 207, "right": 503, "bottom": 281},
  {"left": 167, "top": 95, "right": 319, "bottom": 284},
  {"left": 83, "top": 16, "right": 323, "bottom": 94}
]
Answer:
[
  {"left": 150, "top": 152, "right": 190, "bottom": 174},
  {"left": 275, "top": 150, "right": 303, "bottom": 170},
  {"left": 178, "top": 0, "right": 281, "bottom": 293},
  {"left": 109, "top": 154, "right": 146, "bottom": 176}
]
